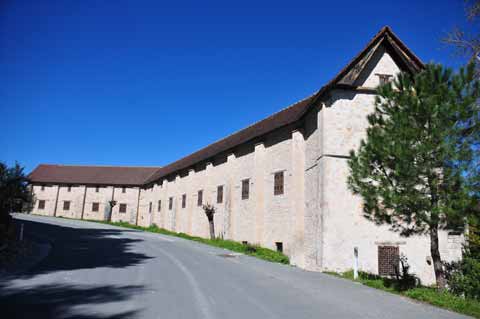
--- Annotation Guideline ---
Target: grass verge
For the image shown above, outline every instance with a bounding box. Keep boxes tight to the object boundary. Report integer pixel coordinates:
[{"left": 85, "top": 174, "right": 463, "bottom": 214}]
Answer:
[
  {"left": 325, "top": 270, "right": 480, "bottom": 318},
  {"left": 82, "top": 219, "right": 290, "bottom": 265}
]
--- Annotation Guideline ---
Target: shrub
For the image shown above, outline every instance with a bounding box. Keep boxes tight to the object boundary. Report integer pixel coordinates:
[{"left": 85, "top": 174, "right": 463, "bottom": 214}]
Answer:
[
  {"left": 445, "top": 255, "right": 480, "bottom": 300},
  {"left": 392, "top": 254, "right": 419, "bottom": 291}
]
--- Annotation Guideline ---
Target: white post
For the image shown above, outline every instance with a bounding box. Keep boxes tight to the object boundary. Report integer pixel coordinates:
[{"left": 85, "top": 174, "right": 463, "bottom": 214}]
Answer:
[
  {"left": 20, "top": 223, "right": 24, "bottom": 241},
  {"left": 353, "top": 247, "right": 359, "bottom": 280}
]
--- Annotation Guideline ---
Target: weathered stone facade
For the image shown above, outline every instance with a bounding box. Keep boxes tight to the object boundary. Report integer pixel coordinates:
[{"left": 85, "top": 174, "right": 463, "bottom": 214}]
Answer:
[{"left": 29, "top": 27, "right": 463, "bottom": 284}]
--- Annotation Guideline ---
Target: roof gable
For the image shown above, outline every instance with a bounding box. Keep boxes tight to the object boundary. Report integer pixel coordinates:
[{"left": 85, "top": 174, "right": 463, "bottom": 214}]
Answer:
[{"left": 317, "top": 26, "right": 423, "bottom": 94}]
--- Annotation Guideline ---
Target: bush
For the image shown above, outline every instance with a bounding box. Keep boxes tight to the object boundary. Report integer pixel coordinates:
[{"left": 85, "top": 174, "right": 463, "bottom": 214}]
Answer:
[
  {"left": 404, "top": 287, "right": 480, "bottom": 318},
  {"left": 328, "top": 270, "right": 480, "bottom": 318},
  {"left": 445, "top": 255, "right": 480, "bottom": 300}
]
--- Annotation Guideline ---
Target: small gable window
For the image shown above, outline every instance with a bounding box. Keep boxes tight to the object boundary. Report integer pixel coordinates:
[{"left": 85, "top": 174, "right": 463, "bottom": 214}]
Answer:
[{"left": 375, "top": 73, "right": 393, "bottom": 86}]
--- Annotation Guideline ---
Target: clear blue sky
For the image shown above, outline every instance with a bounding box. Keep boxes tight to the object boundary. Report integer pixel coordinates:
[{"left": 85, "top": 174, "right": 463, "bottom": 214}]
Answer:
[{"left": 0, "top": 0, "right": 473, "bottom": 172}]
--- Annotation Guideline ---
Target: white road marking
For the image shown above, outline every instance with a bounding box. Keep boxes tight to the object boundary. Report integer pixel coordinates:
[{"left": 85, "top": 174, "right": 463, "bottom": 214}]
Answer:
[{"left": 156, "top": 246, "right": 214, "bottom": 319}]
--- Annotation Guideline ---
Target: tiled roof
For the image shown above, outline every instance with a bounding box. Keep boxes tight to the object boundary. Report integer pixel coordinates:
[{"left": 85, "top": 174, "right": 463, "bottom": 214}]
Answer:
[{"left": 29, "top": 164, "right": 160, "bottom": 186}]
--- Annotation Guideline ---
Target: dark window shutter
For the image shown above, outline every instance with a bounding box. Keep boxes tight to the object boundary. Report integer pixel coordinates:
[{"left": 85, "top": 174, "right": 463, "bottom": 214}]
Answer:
[
  {"left": 197, "top": 190, "right": 203, "bottom": 206},
  {"left": 217, "top": 185, "right": 223, "bottom": 204},
  {"left": 241, "top": 179, "right": 249, "bottom": 200},
  {"left": 378, "top": 246, "right": 399, "bottom": 276},
  {"left": 274, "top": 171, "right": 284, "bottom": 195}
]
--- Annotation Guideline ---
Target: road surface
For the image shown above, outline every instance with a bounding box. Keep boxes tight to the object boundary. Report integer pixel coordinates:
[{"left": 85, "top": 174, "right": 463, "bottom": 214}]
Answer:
[{"left": 0, "top": 214, "right": 469, "bottom": 319}]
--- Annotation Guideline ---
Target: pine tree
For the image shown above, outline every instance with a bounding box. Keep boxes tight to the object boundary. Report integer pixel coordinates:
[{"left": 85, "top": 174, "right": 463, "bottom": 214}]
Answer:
[{"left": 348, "top": 63, "right": 480, "bottom": 289}]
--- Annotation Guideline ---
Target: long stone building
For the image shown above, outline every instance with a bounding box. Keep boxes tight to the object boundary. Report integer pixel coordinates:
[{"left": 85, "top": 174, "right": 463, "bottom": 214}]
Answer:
[{"left": 28, "top": 27, "right": 463, "bottom": 285}]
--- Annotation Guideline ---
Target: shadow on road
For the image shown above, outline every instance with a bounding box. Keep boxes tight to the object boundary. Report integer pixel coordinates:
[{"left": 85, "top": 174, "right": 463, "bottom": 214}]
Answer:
[
  {"left": 0, "top": 282, "right": 143, "bottom": 319},
  {"left": 15, "top": 218, "right": 153, "bottom": 278},
  {"left": 0, "top": 217, "right": 153, "bottom": 318}
]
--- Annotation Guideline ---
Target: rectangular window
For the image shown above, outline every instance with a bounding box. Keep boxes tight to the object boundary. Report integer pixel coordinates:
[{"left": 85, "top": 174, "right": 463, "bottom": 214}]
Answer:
[
  {"left": 67, "top": 185, "right": 72, "bottom": 192},
  {"left": 241, "top": 179, "right": 249, "bottom": 200},
  {"left": 119, "top": 203, "right": 127, "bottom": 213},
  {"left": 149, "top": 202, "right": 152, "bottom": 213},
  {"left": 95, "top": 186, "right": 100, "bottom": 193},
  {"left": 41, "top": 185, "right": 45, "bottom": 191},
  {"left": 217, "top": 185, "right": 223, "bottom": 204},
  {"left": 38, "top": 200, "right": 45, "bottom": 209},
  {"left": 275, "top": 242, "right": 283, "bottom": 253},
  {"left": 378, "top": 246, "right": 399, "bottom": 276},
  {"left": 169, "top": 197, "right": 173, "bottom": 210},
  {"left": 375, "top": 73, "right": 393, "bottom": 85},
  {"left": 92, "top": 202, "right": 99, "bottom": 212},
  {"left": 157, "top": 200, "right": 161, "bottom": 212},
  {"left": 63, "top": 201, "right": 70, "bottom": 211},
  {"left": 197, "top": 190, "right": 203, "bottom": 206},
  {"left": 182, "top": 194, "right": 186, "bottom": 208},
  {"left": 274, "top": 171, "right": 284, "bottom": 195},
  {"left": 122, "top": 187, "right": 126, "bottom": 193}
]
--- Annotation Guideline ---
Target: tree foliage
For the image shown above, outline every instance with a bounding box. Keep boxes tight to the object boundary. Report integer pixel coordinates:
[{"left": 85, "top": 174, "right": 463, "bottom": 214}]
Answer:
[
  {"left": 348, "top": 63, "right": 480, "bottom": 287},
  {"left": 0, "top": 162, "right": 33, "bottom": 241}
]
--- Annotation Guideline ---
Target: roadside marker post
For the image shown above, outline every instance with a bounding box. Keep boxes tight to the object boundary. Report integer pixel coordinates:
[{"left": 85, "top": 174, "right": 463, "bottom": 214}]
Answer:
[
  {"left": 353, "top": 247, "right": 359, "bottom": 280},
  {"left": 20, "top": 223, "right": 24, "bottom": 241}
]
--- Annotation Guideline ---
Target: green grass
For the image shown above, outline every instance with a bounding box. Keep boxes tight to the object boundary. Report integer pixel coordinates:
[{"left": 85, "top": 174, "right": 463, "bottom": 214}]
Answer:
[
  {"left": 326, "top": 270, "right": 480, "bottom": 318},
  {"left": 81, "top": 219, "right": 290, "bottom": 265}
]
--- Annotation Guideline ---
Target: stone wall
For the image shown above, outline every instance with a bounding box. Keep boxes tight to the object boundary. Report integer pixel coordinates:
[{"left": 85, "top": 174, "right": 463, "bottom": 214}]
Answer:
[
  {"left": 136, "top": 124, "right": 307, "bottom": 266},
  {"left": 31, "top": 184, "right": 140, "bottom": 224}
]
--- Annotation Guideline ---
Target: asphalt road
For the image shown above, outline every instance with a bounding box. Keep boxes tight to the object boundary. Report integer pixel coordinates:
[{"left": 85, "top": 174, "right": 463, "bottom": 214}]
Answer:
[{"left": 0, "top": 214, "right": 469, "bottom": 319}]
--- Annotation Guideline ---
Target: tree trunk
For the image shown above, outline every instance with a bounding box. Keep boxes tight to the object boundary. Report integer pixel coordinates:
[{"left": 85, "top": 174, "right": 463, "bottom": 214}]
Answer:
[
  {"left": 430, "top": 226, "right": 447, "bottom": 289},
  {"left": 208, "top": 217, "right": 215, "bottom": 240}
]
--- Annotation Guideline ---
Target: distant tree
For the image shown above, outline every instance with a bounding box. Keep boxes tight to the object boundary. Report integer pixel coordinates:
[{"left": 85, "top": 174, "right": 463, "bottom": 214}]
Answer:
[
  {"left": 0, "top": 162, "right": 33, "bottom": 243},
  {"left": 348, "top": 63, "right": 480, "bottom": 289},
  {"left": 443, "top": 0, "right": 480, "bottom": 73},
  {"left": 202, "top": 203, "right": 216, "bottom": 240}
]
